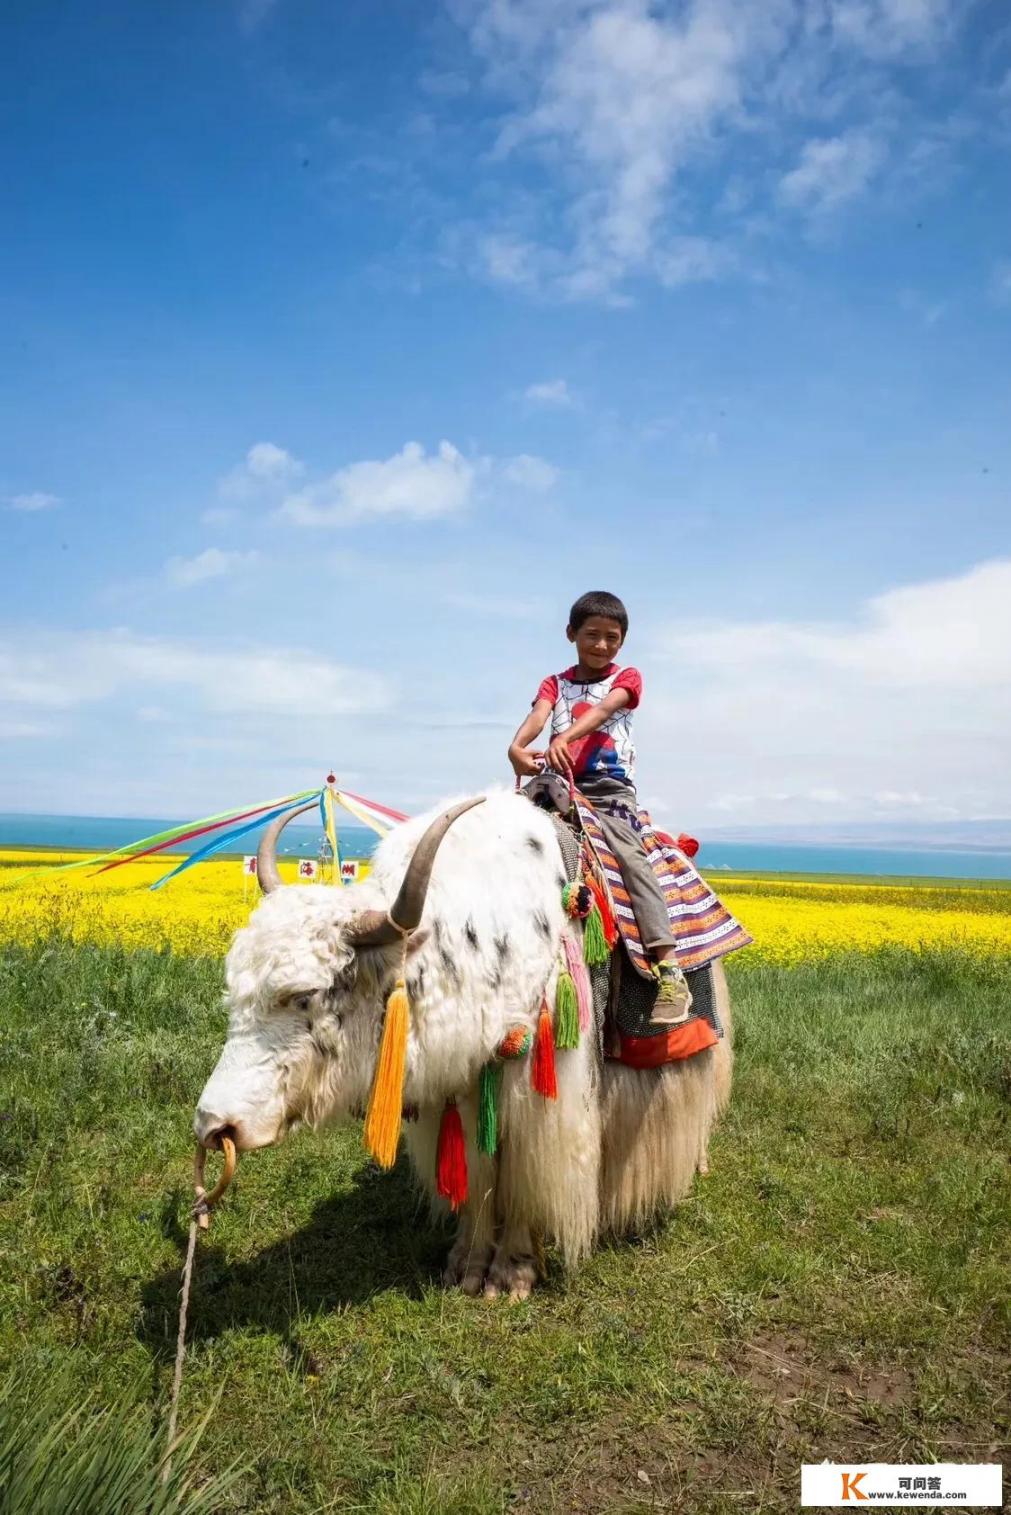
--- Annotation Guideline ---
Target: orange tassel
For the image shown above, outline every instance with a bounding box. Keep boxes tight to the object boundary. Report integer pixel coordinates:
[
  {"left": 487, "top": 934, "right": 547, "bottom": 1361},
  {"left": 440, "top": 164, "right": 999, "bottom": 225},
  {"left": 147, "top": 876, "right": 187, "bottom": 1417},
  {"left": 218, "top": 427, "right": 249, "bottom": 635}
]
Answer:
[
  {"left": 531, "top": 1000, "right": 557, "bottom": 1099},
  {"left": 587, "top": 873, "right": 618, "bottom": 948},
  {"left": 363, "top": 976, "right": 409, "bottom": 1169},
  {"left": 436, "top": 1100, "right": 468, "bottom": 1210}
]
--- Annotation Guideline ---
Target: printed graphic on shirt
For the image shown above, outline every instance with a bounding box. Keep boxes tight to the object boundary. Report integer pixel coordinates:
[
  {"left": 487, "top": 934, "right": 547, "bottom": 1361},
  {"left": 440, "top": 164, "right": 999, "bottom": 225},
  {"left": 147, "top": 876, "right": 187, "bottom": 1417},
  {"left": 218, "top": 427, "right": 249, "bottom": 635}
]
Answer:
[{"left": 535, "top": 663, "right": 642, "bottom": 784}]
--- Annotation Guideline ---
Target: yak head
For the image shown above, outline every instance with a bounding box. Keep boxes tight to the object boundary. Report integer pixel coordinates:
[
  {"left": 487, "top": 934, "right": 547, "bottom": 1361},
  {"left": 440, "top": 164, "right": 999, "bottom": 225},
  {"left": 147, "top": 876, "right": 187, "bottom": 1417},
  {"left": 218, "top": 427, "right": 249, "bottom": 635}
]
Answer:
[{"left": 193, "top": 797, "right": 483, "bottom": 1153}]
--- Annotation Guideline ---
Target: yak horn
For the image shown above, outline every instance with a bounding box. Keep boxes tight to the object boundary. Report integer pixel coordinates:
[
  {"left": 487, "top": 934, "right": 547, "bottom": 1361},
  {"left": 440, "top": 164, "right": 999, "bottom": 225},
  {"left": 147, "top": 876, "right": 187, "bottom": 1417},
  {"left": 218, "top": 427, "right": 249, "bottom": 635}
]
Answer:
[
  {"left": 256, "top": 801, "right": 321, "bottom": 894},
  {"left": 346, "top": 796, "right": 486, "bottom": 947}
]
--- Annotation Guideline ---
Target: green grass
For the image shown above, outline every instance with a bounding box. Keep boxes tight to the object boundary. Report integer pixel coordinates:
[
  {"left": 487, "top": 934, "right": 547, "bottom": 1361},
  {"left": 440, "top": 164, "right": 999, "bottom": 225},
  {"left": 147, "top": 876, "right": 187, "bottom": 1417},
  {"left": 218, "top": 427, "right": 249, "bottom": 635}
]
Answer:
[{"left": 1, "top": 939, "right": 1009, "bottom": 1513}]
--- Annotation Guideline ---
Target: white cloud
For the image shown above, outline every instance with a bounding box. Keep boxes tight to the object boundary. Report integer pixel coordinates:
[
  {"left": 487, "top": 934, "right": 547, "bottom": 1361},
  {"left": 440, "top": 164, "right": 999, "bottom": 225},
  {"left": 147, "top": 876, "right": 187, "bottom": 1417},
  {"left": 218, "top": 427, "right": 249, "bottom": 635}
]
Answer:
[
  {"left": 451, "top": 0, "right": 967, "bottom": 300},
  {"left": 524, "top": 378, "right": 574, "bottom": 406},
  {"left": 469, "top": 0, "right": 774, "bottom": 299},
  {"left": 668, "top": 559, "right": 1010, "bottom": 688},
  {"left": 478, "top": 232, "right": 542, "bottom": 287},
  {"left": 219, "top": 441, "right": 304, "bottom": 502},
  {"left": 827, "top": 0, "right": 954, "bottom": 60},
  {"left": 0, "top": 718, "right": 51, "bottom": 740},
  {"left": 0, "top": 629, "right": 392, "bottom": 718},
  {"left": 501, "top": 453, "right": 559, "bottom": 491},
  {"left": 779, "top": 130, "right": 886, "bottom": 215},
  {"left": 8, "top": 492, "right": 60, "bottom": 513},
  {"left": 165, "top": 548, "right": 259, "bottom": 588},
  {"left": 200, "top": 505, "right": 241, "bottom": 528},
  {"left": 246, "top": 441, "right": 299, "bottom": 479},
  {"left": 281, "top": 440, "right": 475, "bottom": 525},
  {"left": 644, "top": 558, "right": 1011, "bottom": 826}
]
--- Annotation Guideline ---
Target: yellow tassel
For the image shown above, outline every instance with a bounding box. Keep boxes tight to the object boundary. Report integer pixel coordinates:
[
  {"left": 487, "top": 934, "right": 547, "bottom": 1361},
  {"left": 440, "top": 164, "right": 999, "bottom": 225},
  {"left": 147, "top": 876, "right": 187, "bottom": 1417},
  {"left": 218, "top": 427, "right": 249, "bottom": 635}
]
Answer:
[{"left": 363, "top": 976, "right": 409, "bottom": 1168}]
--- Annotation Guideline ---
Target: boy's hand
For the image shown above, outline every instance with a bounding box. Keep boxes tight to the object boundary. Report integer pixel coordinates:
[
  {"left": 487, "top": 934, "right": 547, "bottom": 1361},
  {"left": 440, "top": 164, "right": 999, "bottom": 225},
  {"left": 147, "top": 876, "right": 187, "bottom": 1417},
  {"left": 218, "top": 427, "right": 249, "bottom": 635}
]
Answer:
[
  {"left": 547, "top": 734, "right": 574, "bottom": 776},
  {"left": 509, "top": 744, "right": 546, "bottom": 778}
]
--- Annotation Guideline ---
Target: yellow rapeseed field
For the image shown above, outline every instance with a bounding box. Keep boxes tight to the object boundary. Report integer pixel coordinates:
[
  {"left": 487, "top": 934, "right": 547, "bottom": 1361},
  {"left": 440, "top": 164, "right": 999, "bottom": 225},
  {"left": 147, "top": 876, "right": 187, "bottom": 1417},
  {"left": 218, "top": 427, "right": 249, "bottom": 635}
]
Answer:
[{"left": 0, "top": 848, "right": 1009, "bottom": 964}]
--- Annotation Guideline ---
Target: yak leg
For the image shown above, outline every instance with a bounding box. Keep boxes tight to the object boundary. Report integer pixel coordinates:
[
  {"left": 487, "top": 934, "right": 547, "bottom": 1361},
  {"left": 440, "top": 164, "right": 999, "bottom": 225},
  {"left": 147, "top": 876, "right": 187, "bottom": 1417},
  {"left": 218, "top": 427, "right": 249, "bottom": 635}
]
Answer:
[
  {"left": 442, "top": 1155, "right": 497, "bottom": 1295},
  {"left": 698, "top": 960, "right": 734, "bottom": 1176},
  {"left": 483, "top": 1218, "right": 538, "bottom": 1301},
  {"left": 490, "top": 1033, "right": 601, "bottom": 1297},
  {"left": 402, "top": 1095, "right": 497, "bottom": 1294},
  {"left": 710, "top": 958, "right": 734, "bottom": 1118}
]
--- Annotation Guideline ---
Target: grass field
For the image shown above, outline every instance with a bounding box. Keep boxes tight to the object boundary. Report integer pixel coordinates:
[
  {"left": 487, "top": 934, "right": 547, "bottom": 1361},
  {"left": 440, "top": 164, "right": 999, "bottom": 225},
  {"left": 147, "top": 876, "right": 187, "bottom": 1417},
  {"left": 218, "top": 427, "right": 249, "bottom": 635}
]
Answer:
[{"left": 1, "top": 859, "right": 1009, "bottom": 1512}]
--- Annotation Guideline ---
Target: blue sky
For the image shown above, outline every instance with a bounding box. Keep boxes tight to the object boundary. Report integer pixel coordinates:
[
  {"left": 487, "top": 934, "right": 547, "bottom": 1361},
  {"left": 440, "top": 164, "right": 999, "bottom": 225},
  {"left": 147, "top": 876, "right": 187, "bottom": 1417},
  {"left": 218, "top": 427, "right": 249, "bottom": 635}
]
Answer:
[{"left": 1, "top": 0, "right": 1009, "bottom": 833}]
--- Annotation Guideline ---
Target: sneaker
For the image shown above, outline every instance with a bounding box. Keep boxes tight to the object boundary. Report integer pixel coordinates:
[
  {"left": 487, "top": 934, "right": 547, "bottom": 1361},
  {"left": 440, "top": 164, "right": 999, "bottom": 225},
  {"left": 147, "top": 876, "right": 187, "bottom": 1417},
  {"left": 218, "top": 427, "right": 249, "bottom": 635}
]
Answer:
[{"left": 650, "top": 960, "right": 693, "bottom": 1025}]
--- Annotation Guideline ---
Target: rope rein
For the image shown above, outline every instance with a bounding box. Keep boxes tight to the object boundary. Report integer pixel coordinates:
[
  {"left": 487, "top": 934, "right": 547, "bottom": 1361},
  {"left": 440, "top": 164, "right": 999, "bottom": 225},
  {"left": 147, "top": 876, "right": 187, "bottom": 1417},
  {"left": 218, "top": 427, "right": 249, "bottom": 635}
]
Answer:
[{"left": 163, "top": 1137, "right": 237, "bottom": 1482}]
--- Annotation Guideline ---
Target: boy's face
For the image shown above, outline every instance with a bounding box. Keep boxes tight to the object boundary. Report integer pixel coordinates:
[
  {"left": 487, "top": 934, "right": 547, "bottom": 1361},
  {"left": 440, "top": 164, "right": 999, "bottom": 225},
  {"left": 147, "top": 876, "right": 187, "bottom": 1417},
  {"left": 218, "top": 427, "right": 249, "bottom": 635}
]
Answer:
[{"left": 567, "top": 615, "right": 625, "bottom": 672}]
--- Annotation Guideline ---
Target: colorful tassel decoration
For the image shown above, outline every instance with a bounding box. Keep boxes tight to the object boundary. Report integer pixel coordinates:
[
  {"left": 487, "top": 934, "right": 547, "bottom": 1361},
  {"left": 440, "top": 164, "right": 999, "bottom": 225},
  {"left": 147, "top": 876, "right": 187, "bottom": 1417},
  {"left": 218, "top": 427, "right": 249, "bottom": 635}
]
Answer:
[
  {"left": 582, "top": 903, "right": 609, "bottom": 966},
  {"left": 561, "top": 881, "right": 592, "bottom": 920},
  {"left": 363, "top": 974, "right": 409, "bottom": 1168},
  {"left": 562, "top": 932, "right": 593, "bottom": 1033},
  {"left": 531, "top": 1000, "right": 558, "bottom": 1099},
  {"left": 478, "top": 1062, "right": 501, "bottom": 1155},
  {"left": 554, "top": 970, "right": 579, "bottom": 1049},
  {"left": 497, "top": 1024, "right": 532, "bottom": 1059},
  {"left": 586, "top": 873, "right": 618, "bottom": 948},
  {"left": 436, "top": 1099, "right": 468, "bottom": 1210}
]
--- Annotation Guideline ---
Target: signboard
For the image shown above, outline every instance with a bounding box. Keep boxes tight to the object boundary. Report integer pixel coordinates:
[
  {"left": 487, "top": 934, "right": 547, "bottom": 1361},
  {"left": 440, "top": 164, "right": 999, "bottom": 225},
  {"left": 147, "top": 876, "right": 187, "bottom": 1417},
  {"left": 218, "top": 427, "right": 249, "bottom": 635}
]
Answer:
[
  {"left": 297, "top": 859, "right": 319, "bottom": 881},
  {"left": 340, "top": 859, "right": 360, "bottom": 882},
  {"left": 242, "top": 855, "right": 257, "bottom": 876}
]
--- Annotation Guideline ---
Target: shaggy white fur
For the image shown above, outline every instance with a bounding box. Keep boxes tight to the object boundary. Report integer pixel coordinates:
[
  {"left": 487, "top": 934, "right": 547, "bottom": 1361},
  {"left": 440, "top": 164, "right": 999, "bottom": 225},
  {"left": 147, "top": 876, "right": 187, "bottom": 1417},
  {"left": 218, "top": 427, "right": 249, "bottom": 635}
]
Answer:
[{"left": 194, "top": 787, "right": 733, "bottom": 1294}]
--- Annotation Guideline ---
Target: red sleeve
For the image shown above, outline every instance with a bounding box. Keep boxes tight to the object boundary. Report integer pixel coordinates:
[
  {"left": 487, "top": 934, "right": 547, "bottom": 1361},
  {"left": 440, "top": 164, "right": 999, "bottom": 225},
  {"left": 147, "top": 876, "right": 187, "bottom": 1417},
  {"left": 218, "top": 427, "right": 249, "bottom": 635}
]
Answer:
[
  {"left": 612, "top": 666, "right": 642, "bottom": 709},
  {"left": 534, "top": 674, "right": 558, "bottom": 707}
]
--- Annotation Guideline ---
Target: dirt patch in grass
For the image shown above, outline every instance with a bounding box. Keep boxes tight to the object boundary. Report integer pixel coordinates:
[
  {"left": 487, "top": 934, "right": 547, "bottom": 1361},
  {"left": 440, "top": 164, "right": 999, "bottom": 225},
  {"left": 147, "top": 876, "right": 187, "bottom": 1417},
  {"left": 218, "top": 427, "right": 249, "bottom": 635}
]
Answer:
[{"left": 739, "top": 1329, "right": 915, "bottom": 1411}]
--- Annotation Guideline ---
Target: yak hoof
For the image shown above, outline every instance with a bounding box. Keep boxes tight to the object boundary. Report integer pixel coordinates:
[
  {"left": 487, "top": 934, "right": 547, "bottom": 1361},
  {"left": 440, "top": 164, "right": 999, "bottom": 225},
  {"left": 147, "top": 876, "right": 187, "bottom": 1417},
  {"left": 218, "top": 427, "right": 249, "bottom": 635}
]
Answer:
[
  {"left": 442, "top": 1240, "right": 492, "bottom": 1295},
  {"left": 483, "top": 1251, "right": 537, "bottom": 1302}
]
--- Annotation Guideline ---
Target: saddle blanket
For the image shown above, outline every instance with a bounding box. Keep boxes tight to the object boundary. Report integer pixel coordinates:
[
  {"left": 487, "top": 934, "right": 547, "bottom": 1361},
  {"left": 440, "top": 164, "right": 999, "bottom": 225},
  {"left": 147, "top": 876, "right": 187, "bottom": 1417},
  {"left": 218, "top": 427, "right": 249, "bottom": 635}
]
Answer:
[
  {"left": 534, "top": 780, "right": 751, "bottom": 1068},
  {"left": 571, "top": 790, "right": 753, "bottom": 979}
]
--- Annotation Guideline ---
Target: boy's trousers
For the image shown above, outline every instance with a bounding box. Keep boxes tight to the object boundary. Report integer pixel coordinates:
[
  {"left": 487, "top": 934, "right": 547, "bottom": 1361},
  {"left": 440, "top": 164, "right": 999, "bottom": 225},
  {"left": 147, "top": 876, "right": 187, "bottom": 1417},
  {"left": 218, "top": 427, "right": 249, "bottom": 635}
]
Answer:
[{"left": 576, "top": 776, "right": 677, "bottom": 954}]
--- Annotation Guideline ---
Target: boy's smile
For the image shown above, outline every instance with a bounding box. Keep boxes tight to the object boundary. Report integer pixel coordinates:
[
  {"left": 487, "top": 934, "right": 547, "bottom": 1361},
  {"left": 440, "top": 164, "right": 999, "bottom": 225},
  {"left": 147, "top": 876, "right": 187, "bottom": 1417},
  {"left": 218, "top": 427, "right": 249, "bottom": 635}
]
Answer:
[{"left": 568, "top": 614, "right": 625, "bottom": 678}]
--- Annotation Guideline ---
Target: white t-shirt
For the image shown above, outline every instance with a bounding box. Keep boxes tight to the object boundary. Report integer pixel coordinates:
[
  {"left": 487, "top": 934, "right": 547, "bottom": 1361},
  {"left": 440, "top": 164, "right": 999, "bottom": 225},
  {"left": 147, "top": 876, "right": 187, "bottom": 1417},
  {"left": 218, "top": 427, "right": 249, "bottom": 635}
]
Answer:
[{"left": 535, "top": 662, "right": 643, "bottom": 785}]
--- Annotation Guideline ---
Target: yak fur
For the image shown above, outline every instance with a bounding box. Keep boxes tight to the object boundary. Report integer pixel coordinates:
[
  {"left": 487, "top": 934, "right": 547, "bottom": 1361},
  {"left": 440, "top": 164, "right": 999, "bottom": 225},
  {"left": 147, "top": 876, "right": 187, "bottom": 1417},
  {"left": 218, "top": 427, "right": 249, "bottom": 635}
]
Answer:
[{"left": 195, "top": 788, "right": 732, "bottom": 1298}]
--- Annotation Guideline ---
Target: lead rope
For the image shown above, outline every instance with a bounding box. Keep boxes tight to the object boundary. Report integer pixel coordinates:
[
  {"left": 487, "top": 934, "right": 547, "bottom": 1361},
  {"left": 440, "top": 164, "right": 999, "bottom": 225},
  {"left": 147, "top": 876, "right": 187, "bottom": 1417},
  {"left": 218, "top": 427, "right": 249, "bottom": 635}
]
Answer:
[{"left": 162, "top": 1137, "right": 237, "bottom": 1483}]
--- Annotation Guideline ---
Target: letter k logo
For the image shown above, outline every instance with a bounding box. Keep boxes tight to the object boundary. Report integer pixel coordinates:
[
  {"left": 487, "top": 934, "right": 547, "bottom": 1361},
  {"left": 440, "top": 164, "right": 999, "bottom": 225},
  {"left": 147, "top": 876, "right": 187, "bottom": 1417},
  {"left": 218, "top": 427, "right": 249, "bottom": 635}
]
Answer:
[{"left": 841, "top": 1471, "right": 867, "bottom": 1500}]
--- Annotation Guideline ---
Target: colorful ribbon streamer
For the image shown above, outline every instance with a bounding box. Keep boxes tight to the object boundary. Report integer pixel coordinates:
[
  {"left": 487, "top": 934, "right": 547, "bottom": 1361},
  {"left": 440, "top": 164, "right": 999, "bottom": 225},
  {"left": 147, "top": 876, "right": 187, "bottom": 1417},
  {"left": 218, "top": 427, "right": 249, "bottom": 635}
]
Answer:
[
  {"left": 150, "top": 795, "right": 315, "bottom": 890},
  {"left": 97, "top": 790, "right": 320, "bottom": 875},
  {"left": 4, "top": 781, "right": 410, "bottom": 895},
  {"left": 324, "top": 787, "right": 342, "bottom": 885}
]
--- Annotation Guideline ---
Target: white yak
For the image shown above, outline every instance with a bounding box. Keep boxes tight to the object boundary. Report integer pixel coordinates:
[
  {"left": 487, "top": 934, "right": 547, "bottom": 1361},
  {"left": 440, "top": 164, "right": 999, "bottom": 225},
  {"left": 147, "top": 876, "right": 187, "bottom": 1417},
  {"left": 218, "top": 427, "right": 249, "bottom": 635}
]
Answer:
[{"left": 194, "top": 790, "right": 732, "bottom": 1298}]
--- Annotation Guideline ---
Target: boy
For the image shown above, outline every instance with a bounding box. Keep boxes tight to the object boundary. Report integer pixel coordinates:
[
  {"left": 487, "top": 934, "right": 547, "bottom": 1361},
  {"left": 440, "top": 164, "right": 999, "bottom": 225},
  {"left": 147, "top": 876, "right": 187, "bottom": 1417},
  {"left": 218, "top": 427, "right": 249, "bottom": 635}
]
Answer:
[{"left": 507, "top": 589, "right": 692, "bottom": 1022}]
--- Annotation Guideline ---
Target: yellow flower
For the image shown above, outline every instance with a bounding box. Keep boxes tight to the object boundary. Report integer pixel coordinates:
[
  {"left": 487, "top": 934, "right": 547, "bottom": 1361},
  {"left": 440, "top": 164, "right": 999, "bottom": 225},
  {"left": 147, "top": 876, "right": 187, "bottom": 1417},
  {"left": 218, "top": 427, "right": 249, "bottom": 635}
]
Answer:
[{"left": 0, "top": 849, "right": 1007, "bottom": 965}]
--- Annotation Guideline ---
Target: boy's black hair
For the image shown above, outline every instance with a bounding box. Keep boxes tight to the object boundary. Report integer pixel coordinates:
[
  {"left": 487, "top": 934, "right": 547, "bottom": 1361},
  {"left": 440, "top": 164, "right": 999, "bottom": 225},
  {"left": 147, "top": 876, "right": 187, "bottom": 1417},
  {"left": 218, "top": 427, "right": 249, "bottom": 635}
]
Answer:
[{"left": 568, "top": 590, "right": 628, "bottom": 637}]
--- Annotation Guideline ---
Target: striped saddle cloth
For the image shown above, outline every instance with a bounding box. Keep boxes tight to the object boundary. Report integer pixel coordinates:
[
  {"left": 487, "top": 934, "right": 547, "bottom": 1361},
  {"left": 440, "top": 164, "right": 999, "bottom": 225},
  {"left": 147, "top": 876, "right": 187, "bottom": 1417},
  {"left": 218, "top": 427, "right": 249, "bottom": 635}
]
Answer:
[
  {"left": 571, "top": 790, "right": 753, "bottom": 980},
  {"left": 528, "top": 777, "right": 752, "bottom": 1067}
]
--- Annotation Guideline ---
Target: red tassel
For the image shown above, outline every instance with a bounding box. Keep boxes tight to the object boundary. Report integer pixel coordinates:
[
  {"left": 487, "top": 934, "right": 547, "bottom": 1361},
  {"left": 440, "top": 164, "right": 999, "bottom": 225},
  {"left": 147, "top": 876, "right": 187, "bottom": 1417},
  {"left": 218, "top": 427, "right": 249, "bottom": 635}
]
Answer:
[
  {"left": 531, "top": 1001, "right": 557, "bottom": 1099},
  {"left": 586, "top": 873, "right": 618, "bottom": 949},
  {"left": 436, "top": 1100, "right": 468, "bottom": 1211}
]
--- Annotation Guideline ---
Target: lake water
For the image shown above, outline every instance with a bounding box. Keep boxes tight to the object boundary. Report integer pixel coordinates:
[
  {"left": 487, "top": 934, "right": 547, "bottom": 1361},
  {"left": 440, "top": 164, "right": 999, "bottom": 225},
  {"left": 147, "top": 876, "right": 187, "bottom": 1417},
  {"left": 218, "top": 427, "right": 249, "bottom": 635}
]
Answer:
[
  {"left": 2, "top": 812, "right": 1010, "bottom": 880},
  {"left": 0, "top": 812, "right": 377, "bottom": 862}
]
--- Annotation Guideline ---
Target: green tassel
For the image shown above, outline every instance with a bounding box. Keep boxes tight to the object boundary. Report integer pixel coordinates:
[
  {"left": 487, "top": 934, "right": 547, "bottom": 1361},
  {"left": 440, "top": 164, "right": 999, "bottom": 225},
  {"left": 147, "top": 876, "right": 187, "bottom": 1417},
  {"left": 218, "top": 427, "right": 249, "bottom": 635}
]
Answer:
[
  {"left": 582, "top": 903, "right": 609, "bottom": 966},
  {"left": 554, "top": 971, "right": 579, "bottom": 1048},
  {"left": 477, "top": 1062, "right": 501, "bottom": 1156}
]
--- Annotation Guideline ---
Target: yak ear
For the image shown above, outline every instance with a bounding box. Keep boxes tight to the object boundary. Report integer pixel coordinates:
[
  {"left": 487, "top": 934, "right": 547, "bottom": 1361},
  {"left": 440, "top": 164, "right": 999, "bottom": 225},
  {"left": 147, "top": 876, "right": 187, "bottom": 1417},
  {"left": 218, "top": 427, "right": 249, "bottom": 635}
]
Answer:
[{"left": 405, "top": 928, "right": 431, "bottom": 957}]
